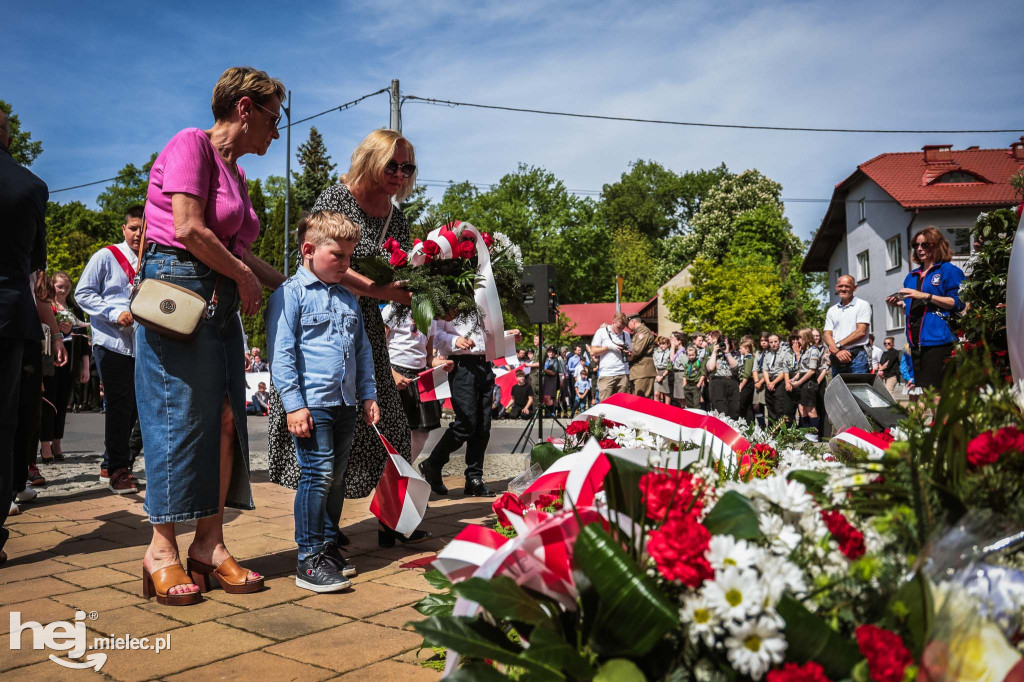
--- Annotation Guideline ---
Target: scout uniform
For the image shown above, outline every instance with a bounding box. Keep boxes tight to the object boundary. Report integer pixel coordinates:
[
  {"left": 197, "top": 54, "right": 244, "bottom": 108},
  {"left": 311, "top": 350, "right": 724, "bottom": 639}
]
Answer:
[
  {"left": 628, "top": 321, "right": 656, "bottom": 399},
  {"left": 762, "top": 347, "right": 790, "bottom": 424},
  {"left": 653, "top": 347, "right": 672, "bottom": 395},
  {"left": 796, "top": 346, "right": 821, "bottom": 408},
  {"left": 736, "top": 352, "right": 755, "bottom": 422},
  {"left": 707, "top": 349, "right": 739, "bottom": 419}
]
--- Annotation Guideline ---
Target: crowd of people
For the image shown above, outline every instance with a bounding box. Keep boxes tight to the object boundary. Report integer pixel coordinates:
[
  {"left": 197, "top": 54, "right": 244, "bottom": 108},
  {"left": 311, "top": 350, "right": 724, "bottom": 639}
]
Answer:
[{"left": 0, "top": 61, "right": 967, "bottom": 606}]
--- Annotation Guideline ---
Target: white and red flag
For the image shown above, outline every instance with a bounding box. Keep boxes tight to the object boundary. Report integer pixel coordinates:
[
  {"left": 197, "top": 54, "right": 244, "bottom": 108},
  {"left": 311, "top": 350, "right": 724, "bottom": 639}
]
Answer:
[
  {"left": 522, "top": 438, "right": 611, "bottom": 507},
  {"left": 368, "top": 426, "right": 430, "bottom": 535},
  {"left": 416, "top": 366, "right": 451, "bottom": 402},
  {"left": 831, "top": 427, "right": 894, "bottom": 460}
]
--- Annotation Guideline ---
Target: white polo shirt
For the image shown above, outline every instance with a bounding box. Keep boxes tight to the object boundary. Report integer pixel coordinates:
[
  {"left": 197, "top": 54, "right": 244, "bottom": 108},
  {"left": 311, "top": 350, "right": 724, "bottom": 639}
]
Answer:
[
  {"left": 824, "top": 297, "right": 872, "bottom": 349},
  {"left": 382, "top": 304, "right": 435, "bottom": 370},
  {"left": 591, "top": 325, "right": 632, "bottom": 377}
]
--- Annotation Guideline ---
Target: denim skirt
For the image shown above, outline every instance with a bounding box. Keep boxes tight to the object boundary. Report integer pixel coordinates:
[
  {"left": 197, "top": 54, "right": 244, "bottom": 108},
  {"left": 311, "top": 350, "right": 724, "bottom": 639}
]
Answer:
[{"left": 135, "top": 249, "right": 253, "bottom": 523}]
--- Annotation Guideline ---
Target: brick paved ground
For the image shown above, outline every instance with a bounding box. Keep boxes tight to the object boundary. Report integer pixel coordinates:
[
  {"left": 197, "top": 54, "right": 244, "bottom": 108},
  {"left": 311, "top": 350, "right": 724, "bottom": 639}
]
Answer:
[{"left": 2, "top": 468, "right": 501, "bottom": 680}]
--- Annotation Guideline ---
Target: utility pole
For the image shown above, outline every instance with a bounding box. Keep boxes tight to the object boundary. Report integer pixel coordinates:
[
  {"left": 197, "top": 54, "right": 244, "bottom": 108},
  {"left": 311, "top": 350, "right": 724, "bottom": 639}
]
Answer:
[
  {"left": 283, "top": 90, "right": 292, "bottom": 278},
  {"left": 390, "top": 79, "right": 401, "bottom": 132}
]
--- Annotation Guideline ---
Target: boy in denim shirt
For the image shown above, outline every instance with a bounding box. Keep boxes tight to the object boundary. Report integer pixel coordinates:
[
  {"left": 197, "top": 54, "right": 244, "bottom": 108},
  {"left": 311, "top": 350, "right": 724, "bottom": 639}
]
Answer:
[{"left": 268, "top": 210, "right": 378, "bottom": 593}]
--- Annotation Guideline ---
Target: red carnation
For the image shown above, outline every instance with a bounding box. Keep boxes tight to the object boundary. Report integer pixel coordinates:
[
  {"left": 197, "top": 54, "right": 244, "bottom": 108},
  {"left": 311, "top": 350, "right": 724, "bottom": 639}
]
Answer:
[
  {"left": 967, "top": 426, "right": 1024, "bottom": 468},
  {"left": 389, "top": 249, "right": 408, "bottom": 267},
  {"left": 640, "top": 469, "right": 702, "bottom": 522},
  {"left": 856, "top": 625, "right": 913, "bottom": 682},
  {"left": 820, "top": 510, "right": 866, "bottom": 560},
  {"left": 382, "top": 236, "right": 400, "bottom": 254},
  {"left": 752, "top": 443, "right": 778, "bottom": 460},
  {"left": 535, "top": 493, "right": 561, "bottom": 510},
  {"left": 458, "top": 240, "right": 477, "bottom": 259},
  {"left": 492, "top": 492, "right": 526, "bottom": 528},
  {"left": 766, "top": 662, "right": 831, "bottom": 682},
  {"left": 565, "top": 421, "right": 589, "bottom": 436},
  {"left": 598, "top": 438, "right": 618, "bottom": 449},
  {"left": 601, "top": 419, "right": 619, "bottom": 428},
  {"left": 482, "top": 232, "right": 494, "bottom": 248},
  {"left": 646, "top": 516, "right": 713, "bottom": 587}
]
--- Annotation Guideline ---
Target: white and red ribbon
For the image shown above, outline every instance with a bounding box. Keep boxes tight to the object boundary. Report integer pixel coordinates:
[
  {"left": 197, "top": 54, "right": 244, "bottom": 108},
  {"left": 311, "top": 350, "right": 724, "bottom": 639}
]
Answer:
[
  {"left": 572, "top": 393, "right": 751, "bottom": 457},
  {"left": 1008, "top": 202, "right": 1024, "bottom": 383},
  {"left": 409, "top": 221, "right": 507, "bottom": 362},
  {"left": 522, "top": 438, "right": 611, "bottom": 507},
  {"left": 416, "top": 366, "right": 452, "bottom": 402},
  {"left": 831, "top": 427, "right": 893, "bottom": 461},
  {"left": 368, "top": 427, "right": 430, "bottom": 535}
]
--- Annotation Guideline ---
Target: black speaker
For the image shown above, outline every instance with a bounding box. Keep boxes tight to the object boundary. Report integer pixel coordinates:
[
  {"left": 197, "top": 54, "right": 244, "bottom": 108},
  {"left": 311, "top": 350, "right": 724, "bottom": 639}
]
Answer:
[{"left": 522, "top": 264, "right": 557, "bottom": 324}]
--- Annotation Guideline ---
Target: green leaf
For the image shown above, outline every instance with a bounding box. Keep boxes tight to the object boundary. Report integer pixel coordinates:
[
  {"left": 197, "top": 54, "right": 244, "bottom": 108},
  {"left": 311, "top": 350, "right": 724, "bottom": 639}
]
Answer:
[
  {"left": 423, "top": 569, "right": 452, "bottom": 591},
  {"left": 351, "top": 254, "right": 396, "bottom": 284},
  {"left": 444, "top": 663, "right": 509, "bottom": 682},
  {"left": 776, "top": 594, "right": 861, "bottom": 679},
  {"left": 518, "top": 625, "right": 592, "bottom": 680},
  {"left": 787, "top": 470, "right": 829, "bottom": 495},
  {"left": 594, "top": 659, "right": 647, "bottom": 682},
  {"left": 893, "top": 570, "right": 933, "bottom": 656},
  {"left": 413, "top": 592, "right": 458, "bottom": 617},
  {"left": 702, "top": 490, "right": 762, "bottom": 539},
  {"left": 574, "top": 524, "right": 679, "bottom": 656},
  {"left": 602, "top": 455, "right": 650, "bottom": 527},
  {"left": 409, "top": 616, "right": 531, "bottom": 670},
  {"left": 452, "top": 577, "right": 552, "bottom": 626},
  {"left": 411, "top": 293, "right": 435, "bottom": 335},
  {"left": 530, "top": 442, "right": 566, "bottom": 471}
]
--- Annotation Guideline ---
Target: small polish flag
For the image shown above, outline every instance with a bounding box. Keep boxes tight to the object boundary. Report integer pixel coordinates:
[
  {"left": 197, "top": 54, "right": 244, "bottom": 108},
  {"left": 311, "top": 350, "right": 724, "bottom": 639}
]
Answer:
[
  {"left": 417, "top": 366, "right": 452, "bottom": 402},
  {"left": 369, "top": 426, "right": 431, "bottom": 535},
  {"left": 491, "top": 332, "right": 521, "bottom": 368}
]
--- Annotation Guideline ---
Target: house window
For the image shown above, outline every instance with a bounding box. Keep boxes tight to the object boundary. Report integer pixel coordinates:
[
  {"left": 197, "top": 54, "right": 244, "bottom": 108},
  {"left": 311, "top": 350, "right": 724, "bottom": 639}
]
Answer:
[
  {"left": 887, "top": 303, "right": 905, "bottom": 331},
  {"left": 934, "top": 171, "right": 983, "bottom": 184},
  {"left": 943, "top": 227, "right": 971, "bottom": 256},
  {"left": 856, "top": 250, "right": 870, "bottom": 282},
  {"left": 858, "top": 198, "right": 866, "bottom": 223},
  {"left": 886, "top": 235, "right": 902, "bottom": 271}
]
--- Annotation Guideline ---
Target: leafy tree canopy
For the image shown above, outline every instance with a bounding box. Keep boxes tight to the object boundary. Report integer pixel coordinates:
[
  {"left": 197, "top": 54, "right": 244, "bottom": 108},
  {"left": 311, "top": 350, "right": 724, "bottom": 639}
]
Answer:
[
  {"left": 292, "top": 126, "right": 337, "bottom": 211},
  {"left": 0, "top": 99, "right": 43, "bottom": 166},
  {"left": 96, "top": 153, "right": 157, "bottom": 219}
]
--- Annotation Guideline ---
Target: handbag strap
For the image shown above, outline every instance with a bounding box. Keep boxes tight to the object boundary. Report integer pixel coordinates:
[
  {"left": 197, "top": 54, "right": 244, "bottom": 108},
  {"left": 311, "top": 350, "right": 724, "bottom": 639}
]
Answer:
[{"left": 375, "top": 202, "right": 395, "bottom": 247}]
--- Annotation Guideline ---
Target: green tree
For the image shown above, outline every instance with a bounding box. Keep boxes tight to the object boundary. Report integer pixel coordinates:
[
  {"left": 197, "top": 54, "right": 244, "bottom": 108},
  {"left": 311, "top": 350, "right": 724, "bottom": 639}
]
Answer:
[
  {"left": 0, "top": 99, "right": 43, "bottom": 166},
  {"left": 610, "top": 225, "right": 661, "bottom": 301},
  {"left": 96, "top": 153, "right": 158, "bottom": 220},
  {"left": 44, "top": 201, "right": 114, "bottom": 282},
  {"left": 400, "top": 184, "right": 431, "bottom": 226},
  {"left": 243, "top": 184, "right": 300, "bottom": 350},
  {"left": 663, "top": 256, "right": 783, "bottom": 338},
  {"left": 292, "top": 126, "right": 337, "bottom": 211},
  {"left": 599, "top": 160, "right": 729, "bottom": 241},
  {"left": 679, "top": 169, "right": 783, "bottom": 264}
]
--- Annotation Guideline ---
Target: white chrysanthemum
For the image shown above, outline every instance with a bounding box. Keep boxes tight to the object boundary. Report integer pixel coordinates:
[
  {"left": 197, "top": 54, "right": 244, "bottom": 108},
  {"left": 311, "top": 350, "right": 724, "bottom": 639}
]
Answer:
[
  {"left": 708, "top": 535, "right": 759, "bottom": 572},
  {"left": 607, "top": 425, "right": 634, "bottom": 443},
  {"left": 760, "top": 554, "right": 807, "bottom": 596},
  {"left": 753, "top": 477, "right": 814, "bottom": 516},
  {"left": 633, "top": 431, "right": 658, "bottom": 449},
  {"left": 724, "top": 616, "right": 787, "bottom": 680},
  {"left": 681, "top": 592, "right": 724, "bottom": 647},
  {"left": 759, "top": 514, "right": 802, "bottom": 555},
  {"left": 706, "top": 567, "right": 763, "bottom": 621}
]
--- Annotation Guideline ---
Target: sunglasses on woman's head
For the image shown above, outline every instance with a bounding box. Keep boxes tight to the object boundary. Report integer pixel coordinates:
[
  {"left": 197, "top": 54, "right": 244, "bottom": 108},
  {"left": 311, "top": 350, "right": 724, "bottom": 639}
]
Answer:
[{"left": 384, "top": 160, "right": 417, "bottom": 178}]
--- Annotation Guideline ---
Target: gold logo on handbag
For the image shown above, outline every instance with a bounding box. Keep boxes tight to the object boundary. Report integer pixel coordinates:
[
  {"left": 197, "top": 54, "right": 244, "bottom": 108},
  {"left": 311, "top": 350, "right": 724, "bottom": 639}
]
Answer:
[{"left": 129, "top": 210, "right": 220, "bottom": 343}]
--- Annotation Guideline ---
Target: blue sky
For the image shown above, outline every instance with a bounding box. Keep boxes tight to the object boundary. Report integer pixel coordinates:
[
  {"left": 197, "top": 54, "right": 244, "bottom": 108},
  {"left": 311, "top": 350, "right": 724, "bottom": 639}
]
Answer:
[{"left": 8, "top": 0, "right": 1024, "bottom": 240}]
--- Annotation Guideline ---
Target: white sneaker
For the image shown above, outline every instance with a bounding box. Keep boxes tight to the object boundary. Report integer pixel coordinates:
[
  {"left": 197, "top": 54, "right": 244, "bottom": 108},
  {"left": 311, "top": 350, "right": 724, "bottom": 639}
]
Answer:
[
  {"left": 16, "top": 485, "right": 38, "bottom": 503},
  {"left": 9, "top": 501, "right": 19, "bottom": 516}
]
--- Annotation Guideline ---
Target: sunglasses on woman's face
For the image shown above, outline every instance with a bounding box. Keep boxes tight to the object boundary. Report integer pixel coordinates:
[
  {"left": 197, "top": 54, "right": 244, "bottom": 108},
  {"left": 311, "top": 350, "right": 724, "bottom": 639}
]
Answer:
[
  {"left": 384, "top": 160, "right": 417, "bottom": 178},
  {"left": 913, "top": 241, "right": 933, "bottom": 250}
]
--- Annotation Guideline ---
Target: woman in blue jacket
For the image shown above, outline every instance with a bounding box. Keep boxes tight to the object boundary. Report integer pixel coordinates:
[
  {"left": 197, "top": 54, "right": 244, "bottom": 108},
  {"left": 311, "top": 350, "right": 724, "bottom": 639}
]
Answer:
[{"left": 886, "top": 227, "right": 965, "bottom": 392}]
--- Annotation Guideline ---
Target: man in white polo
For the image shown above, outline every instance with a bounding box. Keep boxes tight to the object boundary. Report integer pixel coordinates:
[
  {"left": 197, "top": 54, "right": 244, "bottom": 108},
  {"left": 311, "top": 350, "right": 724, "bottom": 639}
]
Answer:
[
  {"left": 823, "top": 275, "right": 871, "bottom": 377},
  {"left": 587, "top": 312, "right": 632, "bottom": 399}
]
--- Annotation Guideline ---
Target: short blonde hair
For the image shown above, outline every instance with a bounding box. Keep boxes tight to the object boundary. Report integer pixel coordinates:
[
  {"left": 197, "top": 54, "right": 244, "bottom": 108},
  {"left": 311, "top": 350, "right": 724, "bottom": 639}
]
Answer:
[
  {"left": 341, "top": 129, "right": 417, "bottom": 201},
  {"left": 612, "top": 312, "right": 628, "bottom": 326},
  {"left": 298, "top": 210, "right": 361, "bottom": 247},
  {"left": 211, "top": 66, "right": 286, "bottom": 121}
]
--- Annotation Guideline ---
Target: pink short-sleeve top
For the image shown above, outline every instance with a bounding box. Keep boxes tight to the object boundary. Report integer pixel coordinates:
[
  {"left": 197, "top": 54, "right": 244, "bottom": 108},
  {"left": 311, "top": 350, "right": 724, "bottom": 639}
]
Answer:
[{"left": 144, "top": 128, "right": 260, "bottom": 257}]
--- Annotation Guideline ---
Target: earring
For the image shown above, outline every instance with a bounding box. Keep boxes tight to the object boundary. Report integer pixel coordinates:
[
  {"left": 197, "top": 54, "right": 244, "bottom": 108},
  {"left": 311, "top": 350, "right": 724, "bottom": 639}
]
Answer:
[{"left": 242, "top": 122, "right": 249, "bottom": 134}]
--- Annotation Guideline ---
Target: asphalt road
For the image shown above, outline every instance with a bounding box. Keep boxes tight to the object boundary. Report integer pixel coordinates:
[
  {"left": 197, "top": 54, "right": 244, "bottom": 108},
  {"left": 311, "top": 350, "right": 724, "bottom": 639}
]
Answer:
[{"left": 59, "top": 411, "right": 573, "bottom": 458}]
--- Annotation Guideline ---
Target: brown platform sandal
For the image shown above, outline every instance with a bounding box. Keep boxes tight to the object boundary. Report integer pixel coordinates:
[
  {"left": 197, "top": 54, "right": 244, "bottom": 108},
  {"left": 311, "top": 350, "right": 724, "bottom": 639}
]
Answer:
[
  {"left": 187, "top": 557, "right": 264, "bottom": 594},
  {"left": 142, "top": 564, "right": 203, "bottom": 606}
]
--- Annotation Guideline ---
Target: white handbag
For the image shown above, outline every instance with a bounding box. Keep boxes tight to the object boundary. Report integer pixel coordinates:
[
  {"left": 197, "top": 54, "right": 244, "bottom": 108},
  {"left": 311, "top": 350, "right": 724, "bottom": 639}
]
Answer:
[{"left": 130, "top": 215, "right": 219, "bottom": 343}]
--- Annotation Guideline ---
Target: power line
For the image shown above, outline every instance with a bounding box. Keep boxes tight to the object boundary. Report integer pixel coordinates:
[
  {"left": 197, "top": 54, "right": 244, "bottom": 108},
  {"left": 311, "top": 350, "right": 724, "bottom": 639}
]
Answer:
[
  {"left": 404, "top": 95, "right": 1024, "bottom": 135},
  {"left": 49, "top": 89, "right": 391, "bottom": 194}
]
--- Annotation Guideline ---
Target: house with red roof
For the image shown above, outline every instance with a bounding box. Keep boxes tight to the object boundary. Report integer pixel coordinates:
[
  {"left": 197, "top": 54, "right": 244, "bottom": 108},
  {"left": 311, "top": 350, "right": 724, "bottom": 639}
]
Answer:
[
  {"left": 558, "top": 297, "right": 657, "bottom": 339},
  {"left": 803, "top": 141, "right": 1024, "bottom": 347}
]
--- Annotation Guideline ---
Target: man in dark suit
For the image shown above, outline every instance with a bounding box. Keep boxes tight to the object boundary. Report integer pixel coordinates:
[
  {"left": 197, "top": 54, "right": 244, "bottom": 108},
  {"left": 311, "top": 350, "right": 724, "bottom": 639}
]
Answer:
[{"left": 0, "top": 108, "right": 59, "bottom": 563}]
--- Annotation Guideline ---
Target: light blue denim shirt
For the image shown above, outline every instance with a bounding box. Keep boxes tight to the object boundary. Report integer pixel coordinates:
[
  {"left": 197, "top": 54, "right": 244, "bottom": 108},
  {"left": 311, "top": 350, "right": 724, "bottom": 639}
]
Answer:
[{"left": 267, "top": 266, "right": 377, "bottom": 413}]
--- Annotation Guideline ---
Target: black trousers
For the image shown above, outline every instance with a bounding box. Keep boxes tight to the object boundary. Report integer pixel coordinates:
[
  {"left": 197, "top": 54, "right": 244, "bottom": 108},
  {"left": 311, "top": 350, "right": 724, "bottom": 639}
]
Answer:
[
  {"left": 425, "top": 356, "right": 494, "bottom": 481},
  {"left": 40, "top": 359, "right": 74, "bottom": 441},
  {"left": 738, "top": 380, "right": 755, "bottom": 422},
  {"left": 93, "top": 345, "right": 137, "bottom": 472},
  {"left": 0, "top": 338, "right": 29, "bottom": 552},
  {"left": 765, "top": 382, "right": 791, "bottom": 424},
  {"left": 13, "top": 342, "right": 42, "bottom": 493},
  {"left": 709, "top": 377, "right": 739, "bottom": 419}
]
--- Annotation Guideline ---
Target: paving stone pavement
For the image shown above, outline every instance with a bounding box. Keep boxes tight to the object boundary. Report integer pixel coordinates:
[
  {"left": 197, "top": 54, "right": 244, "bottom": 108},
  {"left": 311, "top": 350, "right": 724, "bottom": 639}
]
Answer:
[{"left": 3, "top": 465, "right": 508, "bottom": 680}]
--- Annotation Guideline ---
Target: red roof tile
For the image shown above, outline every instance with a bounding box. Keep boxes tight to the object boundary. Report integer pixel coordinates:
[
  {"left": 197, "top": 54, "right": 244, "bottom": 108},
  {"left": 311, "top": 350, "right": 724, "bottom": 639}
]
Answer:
[
  {"left": 558, "top": 301, "right": 650, "bottom": 336},
  {"left": 859, "top": 147, "right": 1024, "bottom": 208}
]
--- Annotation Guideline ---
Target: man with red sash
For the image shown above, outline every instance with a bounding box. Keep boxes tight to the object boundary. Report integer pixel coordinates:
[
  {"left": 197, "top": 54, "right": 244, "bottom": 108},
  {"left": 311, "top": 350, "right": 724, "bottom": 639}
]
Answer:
[{"left": 75, "top": 205, "right": 143, "bottom": 495}]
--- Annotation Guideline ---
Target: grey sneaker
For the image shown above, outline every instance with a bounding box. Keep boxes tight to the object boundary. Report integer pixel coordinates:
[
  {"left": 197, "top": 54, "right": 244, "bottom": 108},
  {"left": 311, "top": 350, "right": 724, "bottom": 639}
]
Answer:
[
  {"left": 324, "top": 543, "right": 358, "bottom": 578},
  {"left": 296, "top": 552, "right": 351, "bottom": 593}
]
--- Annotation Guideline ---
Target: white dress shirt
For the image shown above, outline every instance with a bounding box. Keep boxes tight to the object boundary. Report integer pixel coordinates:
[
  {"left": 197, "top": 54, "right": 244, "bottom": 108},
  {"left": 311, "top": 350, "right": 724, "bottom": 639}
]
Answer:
[
  {"left": 824, "top": 296, "right": 872, "bottom": 349},
  {"left": 75, "top": 242, "right": 138, "bottom": 356},
  {"left": 433, "top": 318, "right": 487, "bottom": 356},
  {"left": 382, "top": 303, "right": 435, "bottom": 370}
]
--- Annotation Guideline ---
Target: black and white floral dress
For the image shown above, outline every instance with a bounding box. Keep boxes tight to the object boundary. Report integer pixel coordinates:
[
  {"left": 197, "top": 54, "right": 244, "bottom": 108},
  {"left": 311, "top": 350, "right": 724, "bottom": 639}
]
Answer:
[{"left": 268, "top": 184, "right": 412, "bottom": 496}]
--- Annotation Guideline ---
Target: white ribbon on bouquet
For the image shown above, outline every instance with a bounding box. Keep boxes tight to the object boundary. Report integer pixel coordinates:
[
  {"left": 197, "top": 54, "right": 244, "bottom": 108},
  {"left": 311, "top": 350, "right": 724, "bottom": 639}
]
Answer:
[
  {"left": 408, "top": 221, "right": 507, "bottom": 362},
  {"left": 1008, "top": 204, "right": 1024, "bottom": 383}
]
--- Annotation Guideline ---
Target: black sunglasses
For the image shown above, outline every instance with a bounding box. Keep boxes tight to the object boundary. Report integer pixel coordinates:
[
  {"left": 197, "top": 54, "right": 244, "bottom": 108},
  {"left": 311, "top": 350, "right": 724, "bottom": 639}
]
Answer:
[
  {"left": 384, "top": 160, "right": 417, "bottom": 178},
  {"left": 913, "top": 241, "right": 933, "bottom": 249},
  {"left": 252, "top": 101, "right": 283, "bottom": 128}
]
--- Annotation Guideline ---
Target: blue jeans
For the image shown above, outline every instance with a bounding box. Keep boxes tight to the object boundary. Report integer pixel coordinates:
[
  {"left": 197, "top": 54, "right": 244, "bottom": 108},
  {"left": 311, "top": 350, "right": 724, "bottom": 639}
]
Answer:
[
  {"left": 831, "top": 346, "right": 870, "bottom": 377},
  {"left": 293, "top": 405, "right": 357, "bottom": 560}
]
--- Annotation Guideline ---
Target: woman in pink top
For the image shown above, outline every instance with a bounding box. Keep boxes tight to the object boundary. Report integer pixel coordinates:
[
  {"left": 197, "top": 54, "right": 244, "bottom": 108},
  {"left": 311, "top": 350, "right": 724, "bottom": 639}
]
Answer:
[{"left": 136, "top": 66, "right": 286, "bottom": 606}]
